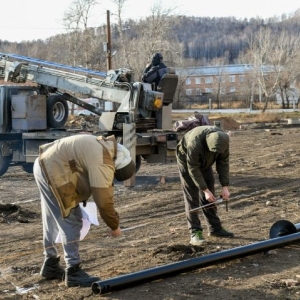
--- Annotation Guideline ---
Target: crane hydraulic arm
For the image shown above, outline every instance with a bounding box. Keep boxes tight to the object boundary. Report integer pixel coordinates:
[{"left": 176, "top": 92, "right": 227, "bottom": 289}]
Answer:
[{"left": 0, "top": 53, "right": 164, "bottom": 128}]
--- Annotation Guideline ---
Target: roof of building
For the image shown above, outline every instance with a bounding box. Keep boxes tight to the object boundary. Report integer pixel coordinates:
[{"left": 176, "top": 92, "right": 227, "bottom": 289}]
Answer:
[{"left": 176, "top": 64, "right": 274, "bottom": 76}]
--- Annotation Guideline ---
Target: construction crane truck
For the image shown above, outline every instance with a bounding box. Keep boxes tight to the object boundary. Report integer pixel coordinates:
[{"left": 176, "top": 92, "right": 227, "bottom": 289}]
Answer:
[{"left": 0, "top": 53, "right": 179, "bottom": 181}]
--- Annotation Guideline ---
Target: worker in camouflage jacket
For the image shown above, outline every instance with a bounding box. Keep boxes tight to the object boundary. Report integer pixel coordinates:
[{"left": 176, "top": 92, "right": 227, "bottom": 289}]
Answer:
[
  {"left": 33, "top": 134, "right": 135, "bottom": 287},
  {"left": 176, "top": 125, "right": 234, "bottom": 246}
]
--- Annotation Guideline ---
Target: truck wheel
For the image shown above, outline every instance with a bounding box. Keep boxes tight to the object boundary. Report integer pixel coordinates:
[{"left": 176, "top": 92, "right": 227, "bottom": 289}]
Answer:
[
  {"left": 47, "top": 95, "right": 69, "bottom": 128},
  {"left": 0, "top": 153, "right": 10, "bottom": 176},
  {"left": 21, "top": 163, "right": 34, "bottom": 174}
]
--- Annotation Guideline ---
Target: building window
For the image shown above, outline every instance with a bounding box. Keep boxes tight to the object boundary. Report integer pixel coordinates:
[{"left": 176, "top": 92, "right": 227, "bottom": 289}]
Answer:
[
  {"left": 230, "top": 75, "right": 235, "bottom": 83},
  {"left": 217, "top": 76, "right": 225, "bottom": 83},
  {"left": 195, "top": 77, "right": 201, "bottom": 84},
  {"left": 239, "top": 75, "right": 245, "bottom": 82},
  {"left": 230, "top": 87, "right": 236, "bottom": 93},
  {"left": 205, "top": 77, "right": 213, "bottom": 84},
  {"left": 196, "top": 88, "right": 201, "bottom": 95},
  {"left": 186, "top": 89, "right": 193, "bottom": 95},
  {"left": 186, "top": 78, "right": 191, "bottom": 85},
  {"left": 205, "top": 88, "right": 213, "bottom": 93}
]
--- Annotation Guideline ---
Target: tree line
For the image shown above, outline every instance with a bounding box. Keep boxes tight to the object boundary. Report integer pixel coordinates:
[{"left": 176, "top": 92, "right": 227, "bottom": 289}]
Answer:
[{"left": 1, "top": 0, "right": 300, "bottom": 109}]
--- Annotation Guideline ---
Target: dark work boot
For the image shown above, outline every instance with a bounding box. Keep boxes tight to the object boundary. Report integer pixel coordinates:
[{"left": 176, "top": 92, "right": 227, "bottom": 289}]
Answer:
[
  {"left": 65, "top": 264, "right": 100, "bottom": 287},
  {"left": 208, "top": 227, "right": 234, "bottom": 237},
  {"left": 40, "top": 256, "right": 65, "bottom": 280}
]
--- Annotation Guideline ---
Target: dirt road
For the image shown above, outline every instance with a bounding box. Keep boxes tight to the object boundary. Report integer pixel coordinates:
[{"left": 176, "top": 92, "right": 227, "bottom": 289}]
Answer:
[{"left": 0, "top": 122, "right": 300, "bottom": 299}]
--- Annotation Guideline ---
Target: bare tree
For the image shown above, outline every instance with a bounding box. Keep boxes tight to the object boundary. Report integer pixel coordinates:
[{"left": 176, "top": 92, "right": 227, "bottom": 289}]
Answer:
[
  {"left": 63, "top": 0, "right": 98, "bottom": 68},
  {"left": 247, "top": 28, "right": 282, "bottom": 112},
  {"left": 174, "top": 59, "right": 199, "bottom": 109},
  {"left": 109, "top": 0, "right": 182, "bottom": 80},
  {"left": 272, "top": 32, "right": 300, "bottom": 108},
  {"left": 109, "top": 0, "right": 132, "bottom": 69},
  {"left": 209, "top": 57, "right": 231, "bottom": 108},
  {"left": 135, "top": 1, "right": 178, "bottom": 74}
]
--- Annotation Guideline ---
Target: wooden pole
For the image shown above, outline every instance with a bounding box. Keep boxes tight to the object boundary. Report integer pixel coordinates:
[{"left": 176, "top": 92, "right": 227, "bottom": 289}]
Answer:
[{"left": 106, "top": 10, "right": 112, "bottom": 71}]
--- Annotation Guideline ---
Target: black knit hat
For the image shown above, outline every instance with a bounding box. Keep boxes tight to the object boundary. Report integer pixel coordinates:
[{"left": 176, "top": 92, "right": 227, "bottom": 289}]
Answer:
[{"left": 151, "top": 52, "right": 163, "bottom": 66}]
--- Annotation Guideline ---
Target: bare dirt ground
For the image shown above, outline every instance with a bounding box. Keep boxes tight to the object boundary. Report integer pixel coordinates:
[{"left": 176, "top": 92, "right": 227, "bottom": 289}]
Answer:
[{"left": 1, "top": 116, "right": 300, "bottom": 300}]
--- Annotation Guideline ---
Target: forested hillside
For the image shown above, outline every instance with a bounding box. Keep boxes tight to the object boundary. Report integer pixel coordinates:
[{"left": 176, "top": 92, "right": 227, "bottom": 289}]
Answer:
[
  {"left": 1, "top": 9, "right": 300, "bottom": 77},
  {"left": 173, "top": 15, "right": 300, "bottom": 63}
]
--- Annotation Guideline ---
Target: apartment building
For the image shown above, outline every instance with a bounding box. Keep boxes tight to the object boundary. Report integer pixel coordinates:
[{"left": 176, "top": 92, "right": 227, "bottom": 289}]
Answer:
[{"left": 177, "top": 64, "right": 254, "bottom": 100}]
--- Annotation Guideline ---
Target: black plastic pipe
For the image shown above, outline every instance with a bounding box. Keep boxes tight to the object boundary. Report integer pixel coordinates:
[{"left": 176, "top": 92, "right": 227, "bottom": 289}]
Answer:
[{"left": 92, "top": 231, "right": 300, "bottom": 295}]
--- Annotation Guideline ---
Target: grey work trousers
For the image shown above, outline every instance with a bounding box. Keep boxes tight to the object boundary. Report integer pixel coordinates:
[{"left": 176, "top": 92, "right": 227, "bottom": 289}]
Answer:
[
  {"left": 177, "top": 161, "right": 222, "bottom": 234},
  {"left": 33, "top": 158, "right": 82, "bottom": 267}
]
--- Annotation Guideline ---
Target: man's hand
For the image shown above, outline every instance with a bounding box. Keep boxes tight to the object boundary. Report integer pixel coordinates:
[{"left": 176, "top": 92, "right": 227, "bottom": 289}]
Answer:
[
  {"left": 110, "top": 227, "right": 122, "bottom": 237},
  {"left": 203, "top": 189, "right": 216, "bottom": 202},
  {"left": 221, "top": 186, "right": 230, "bottom": 200}
]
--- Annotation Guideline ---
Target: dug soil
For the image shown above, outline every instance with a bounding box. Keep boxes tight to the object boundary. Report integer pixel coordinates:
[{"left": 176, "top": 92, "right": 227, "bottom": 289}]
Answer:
[{"left": 1, "top": 116, "right": 300, "bottom": 300}]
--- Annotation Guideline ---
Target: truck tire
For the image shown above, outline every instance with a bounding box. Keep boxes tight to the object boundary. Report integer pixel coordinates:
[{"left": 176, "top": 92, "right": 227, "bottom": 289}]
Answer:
[
  {"left": 21, "top": 163, "right": 34, "bottom": 174},
  {"left": 0, "top": 153, "right": 10, "bottom": 176},
  {"left": 47, "top": 95, "right": 69, "bottom": 128}
]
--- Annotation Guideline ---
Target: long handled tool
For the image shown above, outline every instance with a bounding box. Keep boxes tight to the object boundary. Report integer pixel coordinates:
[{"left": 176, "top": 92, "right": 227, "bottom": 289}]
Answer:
[
  {"left": 189, "top": 198, "right": 224, "bottom": 213},
  {"left": 121, "top": 198, "right": 224, "bottom": 232}
]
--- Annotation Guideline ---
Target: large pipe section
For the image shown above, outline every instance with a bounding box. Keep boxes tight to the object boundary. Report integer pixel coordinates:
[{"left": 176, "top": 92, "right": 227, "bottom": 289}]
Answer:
[{"left": 92, "top": 225, "right": 300, "bottom": 295}]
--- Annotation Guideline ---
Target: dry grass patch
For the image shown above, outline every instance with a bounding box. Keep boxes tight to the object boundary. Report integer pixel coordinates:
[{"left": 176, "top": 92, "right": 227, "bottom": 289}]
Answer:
[{"left": 172, "top": 111, "right": 300, "bottom": 125}]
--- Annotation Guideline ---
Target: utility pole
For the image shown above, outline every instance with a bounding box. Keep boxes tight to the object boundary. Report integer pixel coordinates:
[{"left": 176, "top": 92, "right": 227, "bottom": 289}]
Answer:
[{"left": 106, "top": 10, "right": 112, "bottom": 71}]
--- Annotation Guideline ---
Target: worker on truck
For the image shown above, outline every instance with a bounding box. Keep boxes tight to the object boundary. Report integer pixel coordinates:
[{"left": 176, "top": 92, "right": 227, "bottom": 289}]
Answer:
[
  {"left": 142, "top": 52, "right": 168, "bottom": 89},
  {"left": 33, "top": 134, "right": 135, "bottom": 287}
]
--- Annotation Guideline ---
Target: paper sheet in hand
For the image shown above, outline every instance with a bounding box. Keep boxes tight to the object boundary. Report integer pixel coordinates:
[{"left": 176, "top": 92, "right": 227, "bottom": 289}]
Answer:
[{"left": 55, "top": 202, "right": 99, "bottom": 243}]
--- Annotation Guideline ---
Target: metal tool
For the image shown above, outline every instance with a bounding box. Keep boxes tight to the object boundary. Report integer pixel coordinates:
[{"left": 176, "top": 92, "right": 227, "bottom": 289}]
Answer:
[
  {"left": 121, "top": 198, "right": 225, "bottom": 232},
  {"left": 189, "top": 198, "right": 223, "bottom": 213},
  {"left": 218, "top": 195, "right": 228, "bottom": 212}
]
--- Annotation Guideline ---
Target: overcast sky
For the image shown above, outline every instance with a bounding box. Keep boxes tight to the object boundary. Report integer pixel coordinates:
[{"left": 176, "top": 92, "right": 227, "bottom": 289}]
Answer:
[{"left": 1, "top": 0, "right": 300, "bottom": 42}]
